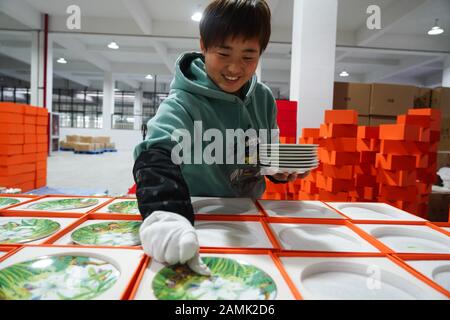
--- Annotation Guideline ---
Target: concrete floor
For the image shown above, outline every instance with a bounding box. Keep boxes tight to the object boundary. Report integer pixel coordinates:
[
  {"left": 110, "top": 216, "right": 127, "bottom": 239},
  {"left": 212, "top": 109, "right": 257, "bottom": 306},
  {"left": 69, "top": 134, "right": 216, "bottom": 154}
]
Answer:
[{"left": 47, "top": 149, "right": 135, "bottom": 196}]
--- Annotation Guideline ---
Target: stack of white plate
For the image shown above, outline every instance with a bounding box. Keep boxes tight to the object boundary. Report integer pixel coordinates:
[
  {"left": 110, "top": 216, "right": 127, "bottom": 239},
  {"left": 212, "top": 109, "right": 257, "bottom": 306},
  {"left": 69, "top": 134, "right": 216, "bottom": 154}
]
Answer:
[{"left": 259, "top": 144, "right": 319, "bottom": 174}]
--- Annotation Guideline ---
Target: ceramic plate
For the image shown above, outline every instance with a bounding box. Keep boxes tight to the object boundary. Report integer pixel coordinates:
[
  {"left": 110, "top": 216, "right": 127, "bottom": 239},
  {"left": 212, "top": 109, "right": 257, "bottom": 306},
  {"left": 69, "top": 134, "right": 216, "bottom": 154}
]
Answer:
[
  {"left": 71, "top": 221, "right": 141, "bottom": 246},
  {"left": 152, "top": 256, "right": 277, "bottom": 300},
  {"left": 0, "top": 219, "right": 61, "bottom": 244},
  {"left": 107, "top": 201, "right": 139, "bottom": 214},
  {"left": 0, "top": 198, "right": 20, "bottom": 209},
  {"left": 26, "top": 198, "right": 100, "bottom": 211},
  {"left": 261, "top": 167, "right": 317, "bottom": 175},
  {"left": 0, "top": 255, "right": 120, "bottom": 300},
  {"left": 260, "top": 144, "right": 318, "bottom": 149}
]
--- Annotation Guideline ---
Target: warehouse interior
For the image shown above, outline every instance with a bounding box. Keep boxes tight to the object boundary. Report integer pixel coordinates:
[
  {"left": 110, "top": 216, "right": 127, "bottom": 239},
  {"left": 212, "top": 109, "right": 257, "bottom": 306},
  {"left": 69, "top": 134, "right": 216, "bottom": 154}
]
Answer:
[{"left": 0, "top": 0, "right": 450, "bottom": 301}]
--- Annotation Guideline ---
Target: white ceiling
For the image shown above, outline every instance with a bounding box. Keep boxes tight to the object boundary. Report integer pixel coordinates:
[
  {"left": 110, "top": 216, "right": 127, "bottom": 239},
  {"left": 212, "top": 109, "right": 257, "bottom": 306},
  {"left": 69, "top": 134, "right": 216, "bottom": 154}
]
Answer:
[{"left": 0, "top": 0, "right": 449, "bottom": 95}]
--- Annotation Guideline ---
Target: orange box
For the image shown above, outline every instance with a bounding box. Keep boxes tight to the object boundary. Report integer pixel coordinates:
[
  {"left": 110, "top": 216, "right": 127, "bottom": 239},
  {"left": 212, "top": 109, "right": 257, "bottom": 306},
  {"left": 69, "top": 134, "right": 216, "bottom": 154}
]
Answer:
[
  {"left": 357, "top": 126, "right": 379, "bottom": 139},
  {"left": 416, "top": 168, "right": 436, "bottom": 183},
  {"left": 430, "top": 130, "right": 441, "bottom": 143},
  {"left": 318, "top": 190, "right": 349, "bottom": 201},
  {"left": 377, "top": 169, "right": 416, "bottom": 187},
  {"left": 36, "top": 152, "right": 47, "bottom": 161},
  {"left": 301, "top": 128, "right": 320, "bottom": 138},
  {"left": 408, "top": 108, "right": 441, "bottom": 122},
  {"left": 356, "top": 138, "right": 380, "bottom": 152},
  {"left": 35, "top": 107, "right": 49, "bottom": 116},
  {"left": 417, "top": 182, "right": 432, "bottom": 194},
  {"left": 12, "top": 181, "right": 35, "bottom": 192},
  {"left": 324, "top": 110, "right": 358, "bottom": 125},
  {"left": 354, "top": 164, "right": 377, "bottom": 176},
  {"left": 35, "top": 178, "right": 47, "bottom": 189},
  {"left": 23, "top": 105, "right": 38, "bottom": 115},
  {"left": 355, "top": 174, "right": 377, "bottom": 187},
  {"left": 320, "top": 149, "right": 360, "bottom": 165},
  {"left": 0, "top": 144, "right": 22, "bottom": 156},
  {"left": 0, "top": 113, "right": 24, "bottom": 124},
  {"left": 24, "top": 135, "right": 37, "bottom": 144},
  {"left": 419, "top": 127, "right": 430, "bottom": 142},
  {"left": 322, "top": 164, "right": 354, "bottom": 179},
  {"left": 379, "top": 124, "right": 421, "bottom": 141},
  {"left": 350, "top": 186, "right": 378, "bottom": 201},
  {"left": 298, "top": 191, "right": 318, "bottom": 200},
  {"left": 300, "top": 180, "right": 318, "bottom": 194},
  {"left": 0, "top": 135, "right": 24, "bottom": 145},
  {"left": 320, "top": 138, "right": 357, "bottom": 152},
  {"left": 36, "top": 116, "right": 49, "bottom": 126},
  {"left": 375, "top": 153, "right": 417, "bottom": 170},
  {"left": 23, "top": 144, "right": 37, "bottom": 154},
  {"left": 36, "top": 160, "right": 46, "bottom": 170},
  {"left": 37, "top": 143, "right": 48, "bottom": 153},
  {"left": 379, "top": 185, "right": 418, "bottom": 202},
  {"left": 24, "top": 125, "right": 36, "bottom": 134},
  {"left": 0, "top": 172, "right": 35, "bottom": 185},
  {"left": 0, "top": 124, "right": 24, "bottom": 134},
  {"left": 397, "top": 115, "right": 431, "bottom": 128},
  {"left": 24, "top": 115, "right": 36, "bottom": 125},
  {"left": 316, "top": 175, "right": 354, "bottom": 193},
  {"left": 0, "top": 103, "right": 24, "bottom": 114},
  {"left": 415, "top": 154, "right": 428, "bottom": 168},
  {"left": 36, "top": 135, "right": 48, "bottom": 143},
  {"left": 428, "top": 152, "right": 437, "bottom": 166},
  {"left": 359, "top": 151, "right": 376, "bottom": 164},
  {"left": 299, "top": 137, "right": 320, "bottom": 144},
  {"left": 0, "top": 163, "right": 35, "bottom": 176},
  {"left": 36, "top": 169, "right": 46, "bottom": 180},
  {"left": 379, "top": 140, "right": 429, "bottom": 155},
  {"left": 319, "top": 123, "right": 358, "bottom": 138},
  {"left": 36, "top": 126, "right": 47, "bottom": 134},
  {"left": 0, "top": 154, "right": 36, "bottom": 166}
]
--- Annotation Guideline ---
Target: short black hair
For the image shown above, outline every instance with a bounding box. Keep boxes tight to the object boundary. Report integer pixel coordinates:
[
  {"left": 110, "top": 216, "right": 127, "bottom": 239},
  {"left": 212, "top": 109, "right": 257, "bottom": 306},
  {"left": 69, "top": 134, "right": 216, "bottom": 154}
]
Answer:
[{"left": 200, "top": 0, "right": 271, "bottom": 54}]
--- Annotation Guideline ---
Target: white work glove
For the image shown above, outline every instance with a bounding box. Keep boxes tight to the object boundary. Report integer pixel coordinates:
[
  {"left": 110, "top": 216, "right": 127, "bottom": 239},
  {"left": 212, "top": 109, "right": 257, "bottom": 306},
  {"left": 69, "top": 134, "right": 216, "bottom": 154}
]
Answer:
[{"left": 139, "top": 210, "right": 211, "bottom": 276}]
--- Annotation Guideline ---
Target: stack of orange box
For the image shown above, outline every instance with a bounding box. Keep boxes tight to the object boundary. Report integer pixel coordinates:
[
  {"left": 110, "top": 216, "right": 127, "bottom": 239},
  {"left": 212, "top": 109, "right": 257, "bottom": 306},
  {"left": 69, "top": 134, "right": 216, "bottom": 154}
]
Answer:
[
  {"left": 0, "top": 102, "right": 48, "bottom": 192},
  {"left": 261, "top": 177, "right": 288, "bottom": 200},
  {"left": 297, "top": 128, "right": 321, "bottom": 200},
  {"left": 316, "top": 110, "right": 359, "bottom": 202},
  {"left": 353, "top": 126, "right": 380, "bottom": 202},
  {"left": 376, "top": 115, "right": 430, "bottom": 216}
]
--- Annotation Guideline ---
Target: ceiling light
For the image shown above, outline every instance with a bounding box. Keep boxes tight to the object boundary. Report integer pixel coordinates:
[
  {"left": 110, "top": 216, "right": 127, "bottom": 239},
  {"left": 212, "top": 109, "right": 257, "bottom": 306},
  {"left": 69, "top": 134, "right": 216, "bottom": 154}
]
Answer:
[
  {"left": 108, "top": 41, "right": 119, "bottom": 49},
  {"left": 191, "top": 12, "right": 202, "bottom": 22},
  {"left": 339, "top": 71, "right": 349, "bottom": 77},
  {"left": 428, "top": 19, "right": 444, "bottom": 35},
  {"left": 145, "top": 74, "right": 153, "bottom": 80},
  {"left": 57, "top": 58, "right": 67, "bottom": 64}
]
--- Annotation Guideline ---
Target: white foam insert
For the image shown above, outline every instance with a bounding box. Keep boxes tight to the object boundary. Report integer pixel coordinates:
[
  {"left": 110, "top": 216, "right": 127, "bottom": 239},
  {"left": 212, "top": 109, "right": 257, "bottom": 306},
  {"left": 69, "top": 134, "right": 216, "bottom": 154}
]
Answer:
[
  {"left": 280, "top": 256, "right": 448, "bottom": 300},
  {"left": 258, "top": 200, "right": 345, "bottom": 219},
  {"left": 0, "top": 246, "right": 144, "bottom": 300},
  {"left": 195, "top": 221, "right": 273, "bottom": 249},
  {"left": 0, "top": 216, "right": 77, "bottom": 245},
  {"left": 53, "top": 219, "right": 141, "bottom": 246},
  {"left": 191, "top": 197, "right": 260, "bottom": 215},
  {"left": 0, "top": 251, "right": 6, "bottom": 258},
  {"left": 444, "top": 227, "right": 450, "bottom": 233},
  {"left": 357, "top": 224, "right": 450, "bottom": 254},
  {"left": 0, "top": 197, "right": 35, "bottom": 209},
  {"left": 406, "top": 260, "right": 450, "bottom": 292},
  {"left": 134, "top": 253, "right": 294, "bottom": 300},
  {"left": 326, "top": 202, "right": 425, "bottom": 222},
  {"left": 7, "top": 197, "right": 112, "bottom": 214},
  {"left": 94, "top": 199, "right": 140, "bottom": 215},
  {"left": 270, "top": 223, "right": 379, "bottom": 253}
]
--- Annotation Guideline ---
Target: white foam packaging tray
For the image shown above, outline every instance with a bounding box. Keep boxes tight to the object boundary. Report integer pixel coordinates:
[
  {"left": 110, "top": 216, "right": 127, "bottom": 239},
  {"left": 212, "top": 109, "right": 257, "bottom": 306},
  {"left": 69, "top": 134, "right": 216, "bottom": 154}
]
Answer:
[
  {"left": 133, "top": 253, "right": 295, "bottom": 300},
  {"left": 52, "top": 219, "right": 141, "bottom": 246},
  {"left": 191, "top": 197, "right": 260, "bottom": 215},
  {"left": 94, "top": 199, "right": 140, "bottom": 215},
  {"left": 325, "top": 202, "right": 425, "bottom": 222},
  {"left": 195, "top": 220, "right": 273, "bottom": 249},
  {"left": 280, "top": 256, "right": 448, "bottom": 300},
  {"left": 405, "top": 260, "right": 450, "bottom": 293},
  {"left": 357, "top": 224, "right": 450, "bottom": 254},
  {"left": 0, "top": 216, "right": 77, "bottom": 245},
  {"left": 443, "top": 227, "right": 450, "bottom": 233},
  {"left": 0, "top": 196, "right": 36, "bottom": 209},
  {"left": 6, "top": 197, "right": 112, "bottom": 214},
  {"left": 258, "top": 200, "right": 345, "bottom": 219},
  {"left": 0, "top": 246, "right": 145, "bottom": 300},
  {"left": 269, "top": 223, "right": 380, "bottom": 253}
]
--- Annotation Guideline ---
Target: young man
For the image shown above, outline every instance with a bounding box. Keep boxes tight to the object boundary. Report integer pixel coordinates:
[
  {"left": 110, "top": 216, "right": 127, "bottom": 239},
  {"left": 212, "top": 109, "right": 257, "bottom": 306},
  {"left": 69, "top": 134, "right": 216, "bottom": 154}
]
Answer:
[{"left": 133, "top": 0, "right": 305, "bottom": 275}]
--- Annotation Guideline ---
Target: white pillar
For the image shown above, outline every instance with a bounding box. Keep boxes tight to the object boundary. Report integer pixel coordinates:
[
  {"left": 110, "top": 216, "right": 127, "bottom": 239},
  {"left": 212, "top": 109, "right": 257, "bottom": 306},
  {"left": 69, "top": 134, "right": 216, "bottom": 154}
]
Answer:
[
  {"left": 133, "top": 88, "right": 143, "bottom": 130},
  {"left": 46, "top": 35, "right": 53, "bottom": 112},
  {"left": 30, "top": 31, "right": 45, "bottom": 107},
  {"left": 102, "top": 72, "right": 114, "bottom": 130},
  {"left": 443, "top": 55, "right": 450, "bottom": 87},
  {"left": 256, "top": 60, "right": 262, "bottom": 82},
  {"left": 289, "top": 0, "right": 338, "bottom": 139}
]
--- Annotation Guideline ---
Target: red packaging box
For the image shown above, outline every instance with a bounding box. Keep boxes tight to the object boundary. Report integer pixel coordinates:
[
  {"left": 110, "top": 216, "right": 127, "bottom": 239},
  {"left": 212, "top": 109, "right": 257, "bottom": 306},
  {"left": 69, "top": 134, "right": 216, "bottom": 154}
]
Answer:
[
  {"left": 322, "top": 164, "right": 354, "bottom": 179},
  {"left": 356, "top": 138, "right": 380, "bottom": 152},
  {"left": 408, "top": 108, "right": 441, "bottom": 122},
  {"left": 301, "top": 128, "right": 320, "bottom": 138},
  {"left": 397, "top": 115, "right": 431, "bottom": 128},
  {"left": 0, "top": 163, "right": 36, "bottom": 176},
  {"left": 376, "top": 154, "right": 417, "bottom": 170},
  {"left": 23, "top": 144, "right": 37, "bottom": 154},
  {"left": 0, "top": 124, "right": 24, "bottom": 134},
  {"left": 24, "top": 135, "right": 37, "bottom": 144},
  {"left": 357, "top": 126, "right": 379, "bottom": 139},
  {"left": 416, "top": 169, "right": 436, "bottom": 183},
  {"left": 379, "top": 124, "right": 421, "bottom": 141},
  {"left": 36, "top": 169, "right": 46, "bottom": 180},
  {"left": 320, "top": 138, "right": 357, "bottom": 152},
  {"left": 350, "top": 186, "right": 378, "bottom": 201},
  {"left": 24, "top": 125, "right": 36, "bottom": 134},
  {"left": 379, "top": 185, "right": 419, "bottom": 202},
  {"left": 430, "top": 131, "right": 441, "bottom": 143},
  {"left": 0, "top": 103, "right": 24, "bottom": 114},
  {"left": 0, "top": 113, "right": 24, "bottom": 124},
  {"left": 379, "top": 140, "right": 429, "bottom": 155},
  {"left": 318, "top": 190, "right": 350, "bottom": 202},
  {"left": 36, "top": 126, "right": 47, "bottom": 135},
  {"left": 377, "top": 169, "right": 417, "bottom": 186},
  {"left": 415, "top": 154, "right": 428, "bottom": 168},
  {"left": 36, "top": 116, "right": 49, "bottom": 126},
  {"left": 0, "top": 135, "right": 24, "bottom": 145},
  {"left": 355, "top": 164, "right": 377, "bottom": 176},
  {"left": 320, "top": 149, "right": 360, "bottom": 165},
  {"left": 24, "top": 115, "right": 36, "bottom": 125},
  {"left": 12, "top": 181, "right": 35, "bottom": 192},
  {"left": 0, "top": 145, "right": 22, "bottom": 156},
  {"left": 359, "top": 151, "right": 376, "bottom": 164},
  {"left": 0, "top": 172, "right": 35, "bottom": 186},
  {"left": 23, "top": 105, "right": 38, "bottom": 115},
  {"left": 0, "top": 154, "right": 36, "bottom": 166},
  {"left": 324, "top": 110, "right": 358, "bottom": 125},
  {"left": 355, "top": 174, "right": 377, "bottom": 187},
  {"left": 300, "top": 180, "right": 319, "bottom": 194},
  {"left": 319, "top": 124, "right": 358, "bottom": 138},
  {"left": 299, "top": 137, "right": 320, "bottom": 144},
  {"left": 316, "top": 175, "right": 354, "bottom": 193}
]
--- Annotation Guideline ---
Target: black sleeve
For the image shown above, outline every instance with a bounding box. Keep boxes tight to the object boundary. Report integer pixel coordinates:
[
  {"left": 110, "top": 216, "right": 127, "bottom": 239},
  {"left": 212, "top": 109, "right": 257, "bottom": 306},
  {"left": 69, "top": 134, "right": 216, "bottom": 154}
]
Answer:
[
  {"left": 266, "top": 175, "right": 289, "bottom": 184},
  {"left": 133, "top": 147, "right": 194, "bottom": 225}
]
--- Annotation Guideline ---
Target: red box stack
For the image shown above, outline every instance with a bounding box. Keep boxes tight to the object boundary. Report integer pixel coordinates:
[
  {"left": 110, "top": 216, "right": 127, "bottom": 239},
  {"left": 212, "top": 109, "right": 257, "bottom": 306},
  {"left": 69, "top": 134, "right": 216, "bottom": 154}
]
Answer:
[
  {"left": 297, "top": 128, "right": 321, "bottom": 200},
  {"left": 276, "top": 100, "right": 297, "bottom": 140},
  {"left": 0, "top": 102, "right": 48, "bottom": 192}
]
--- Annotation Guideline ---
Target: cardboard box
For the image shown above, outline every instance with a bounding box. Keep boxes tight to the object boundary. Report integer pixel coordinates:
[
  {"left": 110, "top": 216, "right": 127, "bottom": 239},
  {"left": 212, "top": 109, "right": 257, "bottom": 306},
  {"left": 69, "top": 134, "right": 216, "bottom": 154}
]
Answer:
[
  {"left": 333, "top": 82, "right": 371, "bottom": 115},
  {"left": 369, "top": 116, "right": 397, "bottom": 126},
  {"left": 358, "top": 116, "right": 370, "bottom": 126},
  {"left": 74, "top": 143, "right": 94, "bottom": 152},
  {"left": 80, "top": 136, "right": 95, "bottom": 143},
  {"left": 414, "top": 87, "right": 432, "bottom": 109},
  {"left": 66, "top": 135, "right": 81, "bottom": 142},
  {"left": 370, "top": 83, "right": 416, "bottom": 116},
  {"left": 431, "top": 87, "right": 450, "bottom": 117}
]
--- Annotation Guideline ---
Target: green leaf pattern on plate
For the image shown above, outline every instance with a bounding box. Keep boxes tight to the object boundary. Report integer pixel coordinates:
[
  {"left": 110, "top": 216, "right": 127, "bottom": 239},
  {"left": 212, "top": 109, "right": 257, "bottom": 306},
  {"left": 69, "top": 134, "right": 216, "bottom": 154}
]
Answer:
[
  {"left": 152, "top": 257, "right": 277, "bottom": 300},
  {"left": 71, "top": 221, "right": 141, "bottom": 246},
  {"left": 0, "top": 255, "right": 120, "bottom": 300},
  {"left": 0, "top": 219, "right": 61, "bottom": 244},
  {"left": 107, "top": 201, "right": 139, "bottom": 214},
  {"left": 0, "top": 198, "right": 20, "bottom": 209},
  {"left": 26, "top": 198, "right": 100, "bottom": 211}
]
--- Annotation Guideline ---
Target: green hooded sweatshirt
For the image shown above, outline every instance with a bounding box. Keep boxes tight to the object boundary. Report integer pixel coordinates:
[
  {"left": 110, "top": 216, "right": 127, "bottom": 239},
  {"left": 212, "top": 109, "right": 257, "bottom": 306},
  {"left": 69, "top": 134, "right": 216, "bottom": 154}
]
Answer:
[{"left": 133, "top": 52, "right": 278, "bottom": 198}]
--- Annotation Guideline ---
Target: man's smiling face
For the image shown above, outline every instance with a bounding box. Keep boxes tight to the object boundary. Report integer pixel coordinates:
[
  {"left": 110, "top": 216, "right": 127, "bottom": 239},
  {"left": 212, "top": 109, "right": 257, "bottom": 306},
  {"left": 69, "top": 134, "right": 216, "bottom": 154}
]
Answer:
[{"left": 201, "top": 36, "right": 261, "bottom": 94}]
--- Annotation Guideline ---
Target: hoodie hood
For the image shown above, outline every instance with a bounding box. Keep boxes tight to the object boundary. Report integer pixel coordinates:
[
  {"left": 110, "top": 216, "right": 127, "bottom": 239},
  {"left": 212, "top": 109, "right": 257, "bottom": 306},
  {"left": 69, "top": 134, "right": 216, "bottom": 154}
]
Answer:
[{"left": 171, "top": 52, "right": 257, "bottom": 104}]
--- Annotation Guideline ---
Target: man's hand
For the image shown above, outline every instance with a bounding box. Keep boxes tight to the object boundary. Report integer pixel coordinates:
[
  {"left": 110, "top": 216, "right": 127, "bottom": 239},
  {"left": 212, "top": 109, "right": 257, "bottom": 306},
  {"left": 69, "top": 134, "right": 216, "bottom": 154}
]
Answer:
[{"left": 271, "top": 171, "right": 310, "bottom": 182}]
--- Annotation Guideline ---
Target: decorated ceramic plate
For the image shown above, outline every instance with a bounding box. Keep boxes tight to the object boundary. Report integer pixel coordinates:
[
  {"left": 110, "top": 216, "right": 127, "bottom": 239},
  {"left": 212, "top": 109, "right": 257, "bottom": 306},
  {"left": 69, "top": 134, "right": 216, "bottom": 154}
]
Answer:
[
  {"left": 0, "top": 255, "right": 120, "bottom": 300},
  {"left": 0, "top": 219, "right": 61, "bottom": 244},
  {"left": 26, "top": 198, "right": 100, "bottom": 211},
  {"left": 107, "top": 201, "right": 139, "bottom": 214},
  {"left": 71, "top": 221, "right": 141, "bottom": 246},
  {"left": 152, "top": 256, "right": 277, "bottom": 300},
  {"left": 0, "top": 198, "right": 21, "bottom": 209}
]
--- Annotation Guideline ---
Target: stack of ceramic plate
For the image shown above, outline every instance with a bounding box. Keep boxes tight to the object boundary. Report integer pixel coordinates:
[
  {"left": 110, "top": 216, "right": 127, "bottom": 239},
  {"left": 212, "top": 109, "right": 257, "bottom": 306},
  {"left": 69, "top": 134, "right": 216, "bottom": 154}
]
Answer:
[{"left": 259, "top": 144, "right": 319, "bottom": 174}]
